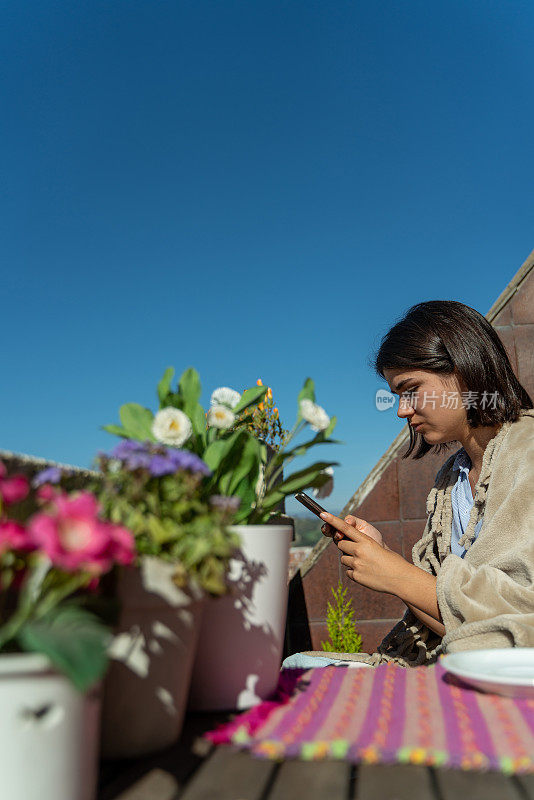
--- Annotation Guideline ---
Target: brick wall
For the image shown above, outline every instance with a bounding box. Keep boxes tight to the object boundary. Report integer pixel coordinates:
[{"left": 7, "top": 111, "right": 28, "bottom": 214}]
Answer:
[{"left": 288, "top": 251, "right": 534, "bottom": 655}]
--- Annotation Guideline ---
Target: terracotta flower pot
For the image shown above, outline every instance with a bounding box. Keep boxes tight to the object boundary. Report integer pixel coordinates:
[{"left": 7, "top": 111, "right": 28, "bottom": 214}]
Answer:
[{"left": 100, "top": 556, "right": 204, "bottom": 758}]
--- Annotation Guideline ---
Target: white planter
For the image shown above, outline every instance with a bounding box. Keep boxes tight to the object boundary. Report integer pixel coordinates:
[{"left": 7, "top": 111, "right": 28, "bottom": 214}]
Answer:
[
  {"left": 100, "top": 556, "right": 204, "bottom": 759},
  {"left": 188, "top": 523, "right": 293, "bottom": 711},
  {"left": 0, "top": 653, "right": 101, "bottom": 800}
]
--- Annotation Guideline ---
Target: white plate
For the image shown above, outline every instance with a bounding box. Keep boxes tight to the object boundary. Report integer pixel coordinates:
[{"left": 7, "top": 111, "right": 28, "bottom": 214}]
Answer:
[{"left": 441, "top": 648, "right": 534, "bottom": 697}]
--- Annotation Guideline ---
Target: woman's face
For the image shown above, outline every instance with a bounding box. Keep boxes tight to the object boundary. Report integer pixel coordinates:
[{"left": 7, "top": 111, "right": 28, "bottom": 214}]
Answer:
[{"left": 383, "top": 368, "right": 469, "bottom": 445}]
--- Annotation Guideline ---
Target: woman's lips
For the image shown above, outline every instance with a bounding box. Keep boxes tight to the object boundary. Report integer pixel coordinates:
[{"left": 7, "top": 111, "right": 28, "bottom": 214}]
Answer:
[{"left": 411, "top": 422, "right": 424, "bottom": 432}]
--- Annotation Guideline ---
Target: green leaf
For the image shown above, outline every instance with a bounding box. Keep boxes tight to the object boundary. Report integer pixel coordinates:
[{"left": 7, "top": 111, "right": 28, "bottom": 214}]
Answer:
[
  {"left": 102, "top": 424, "right": 129, "bottom": 438},
  {"left": 18, "top": 606, "right": 110, "bottom": 692},
  {"left": 203, "top": 434, "right": 238, "bottom": 472},
  {"left": 157, "top": 367, "right": 175, "bottom": 405},
  {"left": 176, "top": 369, "right": 205, "bottom": 446},
  {"left": 261, "top": 461, "right": 338, "bottom": 512},
  {"left": 19, "top": 559, "right": 51, "bottom": 609},
  {"left": 227, "top": 434, "right": 262, "bottom": 495},
  {"left": 216, "top": 430, "right": 251, "bottom": 494},
  {"left": 178, "top": 368, "right": 202, "bottom": 406},
  {"left": 164, "top": 392, "right": 184, "bottom": 411},
  {"left": 184, "top": 536, "right": 212, "bottom": 566},
  {"left": 233, "top": 386, "right": 268, "bottom": 414},
  {"left": 119, "top": 403, "right": 155, "bottom": 441},
  {"left": 232, "top": 476, "right": 259, "bottom": 523},
  {"left": 278, "top": 432, "right": 342, "bottom": 464},
  {"left": 147, "top": 515, "right": 178, "bottom": 544},
  {"left": 203, "top": 429, "right": 249, "bottom": 480},
  {"left": 296, "top": 378, "right": 315, "bottom": 420},
  {"left": 188, "top": 403, "right": 207, "bottom": 445},
  {"left": 322, "top": 415, "right": 337, "bottom": 439}
]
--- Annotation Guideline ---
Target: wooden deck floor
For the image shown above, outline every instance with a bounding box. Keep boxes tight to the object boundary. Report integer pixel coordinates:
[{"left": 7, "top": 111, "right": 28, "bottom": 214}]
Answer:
[{"left": 99, "top": 713, "right": 534, "bottom": 800}]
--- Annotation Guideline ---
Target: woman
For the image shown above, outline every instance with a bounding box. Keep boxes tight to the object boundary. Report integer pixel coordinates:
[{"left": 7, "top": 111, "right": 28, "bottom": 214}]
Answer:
[{"left": 288, "top": 300, "right": 534, "bottom": 668}]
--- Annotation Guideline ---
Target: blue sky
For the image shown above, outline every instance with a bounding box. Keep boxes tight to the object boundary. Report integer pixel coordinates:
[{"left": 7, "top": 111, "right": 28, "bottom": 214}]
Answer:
[{"left": 2, "top": 1, "right": 533, "bottom": 516}]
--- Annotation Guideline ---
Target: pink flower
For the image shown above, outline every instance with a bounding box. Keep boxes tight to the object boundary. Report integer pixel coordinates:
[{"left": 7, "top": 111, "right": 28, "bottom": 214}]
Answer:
[
  {"left": 107, "top": 524, "right": 136, "bottom": 565},
  {"left": 0, "top": 520, "right": 34, "bottom": 553},
  {"left": 0, "top": 474, "right": 30, "bottom": 505},
  {"left": 28, "top": 491, "right": 135, "bottom": 574},
  {"left": 36, "top": 484, "right": 59, "bottom": 504}
]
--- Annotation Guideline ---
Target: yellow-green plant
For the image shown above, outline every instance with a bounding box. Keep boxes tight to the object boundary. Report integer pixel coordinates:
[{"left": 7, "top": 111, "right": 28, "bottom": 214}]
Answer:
[
  {"left": 236, "top": 379, "right": 289, "bottom": 451},
  {"left": 321, "top": 580, "right": 362, "bottom": 653}
]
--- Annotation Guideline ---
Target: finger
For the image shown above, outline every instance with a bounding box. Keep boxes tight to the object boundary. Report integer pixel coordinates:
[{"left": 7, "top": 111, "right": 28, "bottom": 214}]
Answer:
[
  {"left": 333, "top": 531, "right": 344, "bottom": 544},
  {"left": 345, "top": 515, "right": 366, "bottom": 528},
  {"left": 320, "top": 512, "right": 363, "bottom": 541},
  {"left": 340, "top": 555, "right": 353, "bottom": 567},
  {"left": 343, "top": 514, "right": 381, "bottom": 544},
  {"left": 336, "top": 538, "right": 357, "bottom": 554}
]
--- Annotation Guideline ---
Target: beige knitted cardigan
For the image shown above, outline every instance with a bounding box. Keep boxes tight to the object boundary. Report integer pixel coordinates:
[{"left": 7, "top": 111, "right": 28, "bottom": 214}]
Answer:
[{"left": 307, "top": 410, "right": 534, "bottom": 668}]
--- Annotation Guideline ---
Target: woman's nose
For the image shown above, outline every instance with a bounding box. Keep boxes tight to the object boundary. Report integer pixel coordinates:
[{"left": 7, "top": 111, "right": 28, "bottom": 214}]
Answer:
[{"left": 397, "top": 398, "right": 414, "bottom": 420}]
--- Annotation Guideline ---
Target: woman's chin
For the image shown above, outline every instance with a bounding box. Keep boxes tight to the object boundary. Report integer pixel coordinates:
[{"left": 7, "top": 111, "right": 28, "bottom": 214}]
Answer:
[{"left": 419, "top": 429, "right": 439, "bottom": 444}]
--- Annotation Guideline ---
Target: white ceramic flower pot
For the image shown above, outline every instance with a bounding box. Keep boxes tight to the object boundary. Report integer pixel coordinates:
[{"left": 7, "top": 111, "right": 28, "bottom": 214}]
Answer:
[
  {"left": 100, "top": 556, "right": 204, "bottom": 759},
  {"left": 0, "top": 653, "right": 101, "bottom": 800},
  {"left": 188, "top": 523, "right": 293, "bottom": 711}
]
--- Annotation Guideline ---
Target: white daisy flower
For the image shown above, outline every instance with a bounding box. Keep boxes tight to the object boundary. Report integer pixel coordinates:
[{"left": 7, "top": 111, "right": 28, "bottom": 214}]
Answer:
[
  {"left": 210, "top": 387, "right": 241, "bottom": 409},
  {"left": 313, "top": 467, "right": 334, "bottom": 499},
  {"left": 299, "top": 399, "right": 330, "bottom": 432},
  {"left": 207, "top": 404, "right": 236, "bottom": 429},
  {"left": 152, "top": 407, "right": 192, "bottom": 447}
]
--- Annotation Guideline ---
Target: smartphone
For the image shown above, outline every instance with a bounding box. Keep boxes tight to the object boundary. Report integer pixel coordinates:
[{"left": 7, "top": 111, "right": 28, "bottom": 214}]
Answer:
[
  {"left": 294, "top": 492, "right": 328, "bottom": 517},
  {"left": 294, "top": 492, "right": 338, "bottom": 538}
]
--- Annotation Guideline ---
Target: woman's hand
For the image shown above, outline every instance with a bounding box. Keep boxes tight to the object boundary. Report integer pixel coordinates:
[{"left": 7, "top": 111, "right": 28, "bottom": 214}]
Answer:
[
  {"left": 319, "top": 511, "right": 410, "bottom": 595},
  {"left": 320, "top": 511, "right": 445, "bottom": 636},
  {"left": 321, "top": 514, "right": 385, "bottom": 547}
]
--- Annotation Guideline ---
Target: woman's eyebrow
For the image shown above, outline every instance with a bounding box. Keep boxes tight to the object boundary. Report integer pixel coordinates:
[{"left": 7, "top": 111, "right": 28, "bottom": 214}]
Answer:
[{"left": 392, "top": 377, "right": 416, "bottom": 393}]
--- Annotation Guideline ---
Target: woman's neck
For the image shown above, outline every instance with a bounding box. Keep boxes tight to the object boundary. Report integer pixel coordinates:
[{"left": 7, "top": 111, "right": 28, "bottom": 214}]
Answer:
[{"left": 459, "top": 424, "right": 501, "bottom": 477}]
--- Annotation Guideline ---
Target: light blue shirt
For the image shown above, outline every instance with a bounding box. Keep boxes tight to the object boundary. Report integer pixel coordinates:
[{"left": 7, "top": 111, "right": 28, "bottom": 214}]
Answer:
[{"left": 450, "top": 449, "right": 483, "bottom": 558}]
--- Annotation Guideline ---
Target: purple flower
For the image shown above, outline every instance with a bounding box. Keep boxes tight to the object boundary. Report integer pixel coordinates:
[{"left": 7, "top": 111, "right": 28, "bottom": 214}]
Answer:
[
  {"left": 109, "top": 440, "right": 146, "bottom": 460},
  {"left": 124, "top": 452, "right": 153, "bottom": 470},
  {"left": 166, "top": 449, "right": 211, "bottom": 476},
  {"left": 209, "top": 495, "right": 241, "bottom": 512},
  {"left": 104, "top": 439, "right": 211, "bottom": 477},
  {"left": 149, "top": 455, "right": 176, "bottom": 476},
  {"left": 33, "top": 467, "right": 62, "bottom": 487}
]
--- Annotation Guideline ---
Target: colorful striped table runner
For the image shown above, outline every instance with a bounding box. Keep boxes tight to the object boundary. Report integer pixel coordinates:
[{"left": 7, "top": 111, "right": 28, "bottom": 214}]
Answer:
[{"left": 207, "top": 663, "right": 534, "bottom": 774}]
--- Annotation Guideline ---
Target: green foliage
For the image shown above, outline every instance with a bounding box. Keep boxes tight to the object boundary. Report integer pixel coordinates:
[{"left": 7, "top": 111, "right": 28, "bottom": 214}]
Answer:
[
  {"left": 103, "top": 402, "right": 155, "bottom": 442},
  {"left": 104, "top": 369, "right": 341, "bottom": 527},
  {"left": 94, "top": 456, "right": 240, "bottom": 596},
  {"left": 321, "top": 580, "right": 363, "bottom": 654},
  {"left": 0, "top": 529, "right": 112, "bottom": 691},
  {"left": 18, "top": 605, "right": 110, "bottom": 692},
  {"left": 233, "top": 385, "right": 268, "bottom": 415},
  {"left": 157, "top": 366, "right": 175, "bottom": 404}
]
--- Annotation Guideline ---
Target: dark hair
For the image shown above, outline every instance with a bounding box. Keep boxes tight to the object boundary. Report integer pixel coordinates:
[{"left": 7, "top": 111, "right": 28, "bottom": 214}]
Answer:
[{"left": 375, "top": 300, "right": 533, "bottom": 458}]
